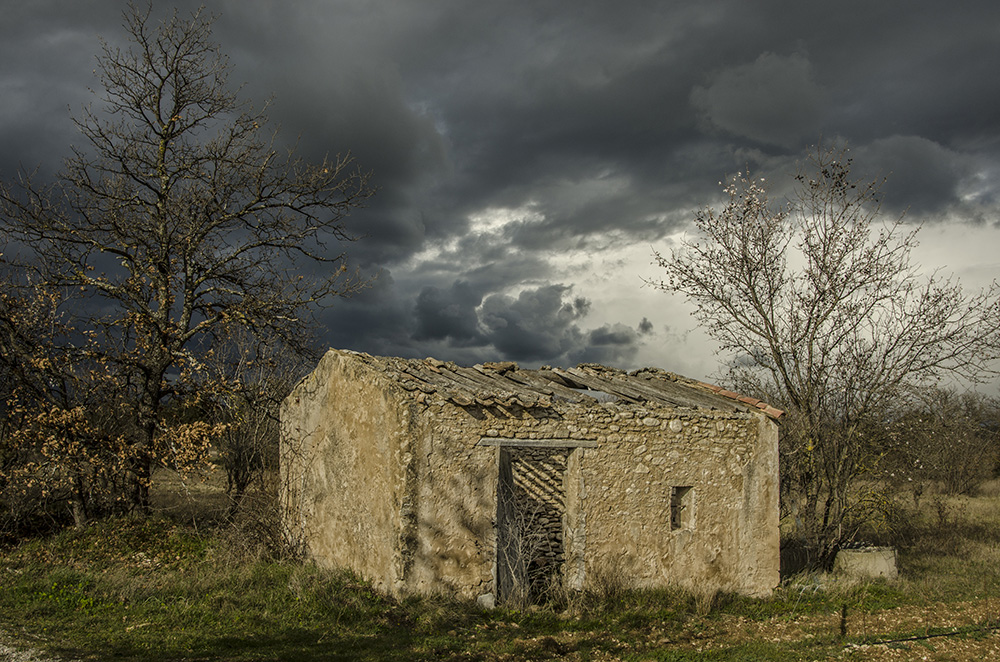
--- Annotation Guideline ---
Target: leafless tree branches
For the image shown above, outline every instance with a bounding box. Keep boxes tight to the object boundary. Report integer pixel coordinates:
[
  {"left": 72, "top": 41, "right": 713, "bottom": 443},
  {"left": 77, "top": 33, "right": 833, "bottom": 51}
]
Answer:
[
  {"left": 0, "top": 3, "right": 374, "bottom": 516},
  {"left": 652, "top": 145, "right": 1000, "bottom": 555}
]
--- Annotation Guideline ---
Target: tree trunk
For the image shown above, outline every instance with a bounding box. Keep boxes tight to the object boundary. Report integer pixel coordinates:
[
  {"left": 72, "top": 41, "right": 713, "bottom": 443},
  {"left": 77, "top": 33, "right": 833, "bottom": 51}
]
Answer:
[
  {"left": 70, "top": 473, "right": 88, "bottom": 528},
  {"left": 130, "top": 445, "right": 153, "bottom": 516}
]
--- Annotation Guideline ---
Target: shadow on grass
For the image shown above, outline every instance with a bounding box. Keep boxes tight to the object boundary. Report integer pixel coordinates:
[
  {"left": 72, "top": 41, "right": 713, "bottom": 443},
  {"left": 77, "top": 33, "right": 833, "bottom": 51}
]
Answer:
[
  {"left": 47, "top": 626, "right": 467, "bottom": 662},
  {"left": 38, "top": 614, "right": 620, "bottom": 662}
]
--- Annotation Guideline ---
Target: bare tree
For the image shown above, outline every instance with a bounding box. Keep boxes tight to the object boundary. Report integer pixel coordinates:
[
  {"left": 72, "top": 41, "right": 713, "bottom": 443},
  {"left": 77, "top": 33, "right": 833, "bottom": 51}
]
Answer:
[
  {"left": 0, "top": 4, "right": 374, "bottom": 513},
  {"left": 651, "top": 145, "right": 1000, "bottom": 557},
  {"left": 204, "top": 326, "right": 308, "bottom": 518}
]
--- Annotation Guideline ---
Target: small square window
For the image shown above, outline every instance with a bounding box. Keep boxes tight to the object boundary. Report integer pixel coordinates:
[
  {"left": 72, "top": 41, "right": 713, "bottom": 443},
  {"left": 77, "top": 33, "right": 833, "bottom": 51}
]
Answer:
[{"left": 670, "top": 486, "right": 693, "bottom": 530}]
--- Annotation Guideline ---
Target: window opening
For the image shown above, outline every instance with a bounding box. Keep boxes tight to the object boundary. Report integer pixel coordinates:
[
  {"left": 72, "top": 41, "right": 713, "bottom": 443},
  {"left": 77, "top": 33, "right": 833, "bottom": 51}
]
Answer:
[{"left": 670, "top": 486, "right": 693, "bottom": 530}]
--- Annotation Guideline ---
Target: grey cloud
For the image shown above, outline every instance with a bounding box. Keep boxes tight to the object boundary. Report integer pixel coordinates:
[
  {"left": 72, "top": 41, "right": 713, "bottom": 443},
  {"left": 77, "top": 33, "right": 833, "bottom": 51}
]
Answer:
[
  {"left": 413, "top": 281, "right": 484, "bottom": 344},
  {"left": 345, "top": 277, "right": 652, "bottom": 367},
  {"left": 318, "top": 270, "right": 414, "bottom": 355},
  {"left": 479, "top": 285, "right": 590, "bottom": 362},
  {"left": 691, "top": 52, "right": 825, "bottom": 149},
  {"left": 569, "top": 323, "right": 644, "bottom": 366},
  {"left": 0, "top": 4, "right": 111, "bottom": 180},
  {"left": 819, "top": 7, "right": 1000, "bottom": 147},
  {"left": 853, "top": 136, "right": 977, "bottom": 216},
  {"left": 587, "top": 324, "right": 636, "bottom": 346},
  {"left": 409, "top": 237, "right": 554, "bottom": 295}
]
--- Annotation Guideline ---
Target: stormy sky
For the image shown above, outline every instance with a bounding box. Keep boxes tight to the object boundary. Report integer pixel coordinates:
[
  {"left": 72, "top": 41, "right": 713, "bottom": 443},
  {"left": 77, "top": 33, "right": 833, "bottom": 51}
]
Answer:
[{"left": 3, "top": 1, "right": 999, "bottom": 382}]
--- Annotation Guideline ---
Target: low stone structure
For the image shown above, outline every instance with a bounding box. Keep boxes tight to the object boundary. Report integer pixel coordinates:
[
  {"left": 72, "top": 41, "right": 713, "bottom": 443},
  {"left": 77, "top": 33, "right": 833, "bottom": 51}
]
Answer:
[
  {"left": 280, "top": 349, "right": 782, "bottom": 603},
  {"left": 833, "top": 547, "right": 899, "bottom": 580}
]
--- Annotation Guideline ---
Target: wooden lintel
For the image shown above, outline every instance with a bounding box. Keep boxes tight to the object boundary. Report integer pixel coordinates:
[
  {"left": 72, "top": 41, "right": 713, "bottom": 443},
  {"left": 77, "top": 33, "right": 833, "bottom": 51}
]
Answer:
[{"left": 477, "top": 437, "right": 599, "bottom": 448}]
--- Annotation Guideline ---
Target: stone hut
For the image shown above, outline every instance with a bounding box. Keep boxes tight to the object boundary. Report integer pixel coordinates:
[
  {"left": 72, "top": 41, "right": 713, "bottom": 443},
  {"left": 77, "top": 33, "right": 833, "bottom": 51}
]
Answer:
[{"left": 280, "top": 349, "right": 782, "bottom": 604}]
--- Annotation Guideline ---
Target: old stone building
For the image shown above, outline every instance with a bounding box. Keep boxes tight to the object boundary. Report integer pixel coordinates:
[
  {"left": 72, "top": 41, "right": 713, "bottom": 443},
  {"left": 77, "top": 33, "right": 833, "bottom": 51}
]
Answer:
[{"left": 280, "top": 349, "right": 781, "bottom": 604}]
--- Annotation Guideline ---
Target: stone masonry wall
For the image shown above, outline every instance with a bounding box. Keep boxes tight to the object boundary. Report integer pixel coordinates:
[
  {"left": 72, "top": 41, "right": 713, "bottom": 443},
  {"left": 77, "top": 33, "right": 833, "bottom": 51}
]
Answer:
[
  {"left": 577, "top": 407, "right": 777, "bottom": 596},
  {"left": 503, "top": 447, "right": 568, "bottom": 600},
  {"left": 510, "top": 447, "right": 567, "bottom": 571},
  {"left": 282, "top": 351, "right": 779, "bottom": 601},
  {"left": 401, "top": 405, "right": 496, "bottom": 598},
  {"left": 405, "top": 397, "right": 778, "bottom": 599}
]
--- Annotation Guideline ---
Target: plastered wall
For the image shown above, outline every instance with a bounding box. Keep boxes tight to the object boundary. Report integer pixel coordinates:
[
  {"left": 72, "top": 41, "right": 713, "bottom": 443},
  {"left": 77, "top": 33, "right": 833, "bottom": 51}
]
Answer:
[{"left": 280, "top": 351, "right": 415, "bottom": 593}]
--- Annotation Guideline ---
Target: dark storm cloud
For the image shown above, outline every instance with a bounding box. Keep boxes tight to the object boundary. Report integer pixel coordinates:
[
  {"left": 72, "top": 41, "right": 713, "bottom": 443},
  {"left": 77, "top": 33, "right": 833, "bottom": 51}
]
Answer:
[
  {"left": 854, "top": 136, "right": 976, "bottom": 216},
  {"left": 413, "top": 281, "right": 484, "bottom": 344},
  {"left": 325, "top": 275, "right": 652, "bottom": 367},
  {"left": 317, "top": 269, "right": 414, "bottom": 355},
  {"left": 568, "top": 323, "right": 646, "bottom": 366},
  {"left": 4, "top": 1, "right": 1000, "bottom": 373},
  {"left": 691, "top": 52, "right": 825, "bottom": 148},
  {"left": 0, "top": 3, "right": 107, "bottom": 179},
  {"left": 479, "top": 285, "right": 590, "bottom": 362}
]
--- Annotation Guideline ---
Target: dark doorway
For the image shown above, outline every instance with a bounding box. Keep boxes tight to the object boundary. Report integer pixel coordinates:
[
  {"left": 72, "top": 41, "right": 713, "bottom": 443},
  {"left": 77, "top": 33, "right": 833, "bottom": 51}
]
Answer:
[{"left": 495, "top": 447, "right": 568, "bottom": 605}]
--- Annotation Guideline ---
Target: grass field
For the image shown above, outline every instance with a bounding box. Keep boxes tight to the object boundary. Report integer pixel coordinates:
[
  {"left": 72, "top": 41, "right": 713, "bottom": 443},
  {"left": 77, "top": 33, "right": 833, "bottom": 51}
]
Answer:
[{"left": 1, "top": 472, "right": 999, "bottom": 661}]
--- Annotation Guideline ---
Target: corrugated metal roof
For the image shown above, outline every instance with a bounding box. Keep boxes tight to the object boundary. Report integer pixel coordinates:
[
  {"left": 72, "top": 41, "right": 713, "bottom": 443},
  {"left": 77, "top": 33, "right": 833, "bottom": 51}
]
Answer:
[{"left": 338, "top": 351, "right": 783, "bottom": 419}]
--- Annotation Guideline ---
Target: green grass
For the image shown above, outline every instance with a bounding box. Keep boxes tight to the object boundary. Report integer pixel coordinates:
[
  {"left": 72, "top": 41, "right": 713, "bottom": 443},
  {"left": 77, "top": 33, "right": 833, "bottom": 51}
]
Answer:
[
  {"left": 0, "top": 520, "right": 838, "bottom": 661},
  {"left": 2, "top": 489, "right": 999, "bottom": 660},
  {"left": 1, "top": 519, "right": 406, "bottom": 660}
]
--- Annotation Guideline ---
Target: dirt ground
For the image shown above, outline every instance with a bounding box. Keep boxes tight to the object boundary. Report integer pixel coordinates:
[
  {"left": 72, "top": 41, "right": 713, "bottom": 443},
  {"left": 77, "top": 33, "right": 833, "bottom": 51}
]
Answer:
[
  {"left": 739, "top": 598, "right": 999, "bottom": 661},
  {"left": 641, "top": 597, "right": 1000, "bottom": 661},
  {"left": 500, "top": 597, "right": 1000, "bottom": 661}
]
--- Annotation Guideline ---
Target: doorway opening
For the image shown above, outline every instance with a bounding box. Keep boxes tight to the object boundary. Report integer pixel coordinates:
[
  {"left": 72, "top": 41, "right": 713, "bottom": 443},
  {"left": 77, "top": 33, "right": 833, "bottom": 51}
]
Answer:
[{"left": 496, "top": 446, "right": 568, "bottom": 605}]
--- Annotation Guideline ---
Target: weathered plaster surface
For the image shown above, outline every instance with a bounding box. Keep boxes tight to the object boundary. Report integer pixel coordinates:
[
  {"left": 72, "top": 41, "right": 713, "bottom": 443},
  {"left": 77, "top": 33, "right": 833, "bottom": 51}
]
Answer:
[{"left": 280, "top": 350, "right": 414, "bottom": 592}]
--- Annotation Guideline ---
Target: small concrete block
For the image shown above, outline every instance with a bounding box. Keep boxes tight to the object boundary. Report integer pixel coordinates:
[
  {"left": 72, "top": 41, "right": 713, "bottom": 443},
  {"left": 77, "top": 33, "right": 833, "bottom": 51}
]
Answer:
[{"left": 833, "top": 547, "right": 898, "bottom": 580}]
